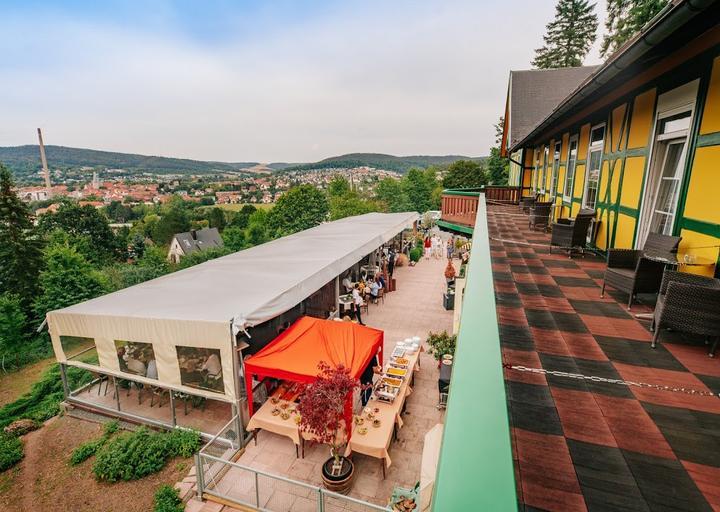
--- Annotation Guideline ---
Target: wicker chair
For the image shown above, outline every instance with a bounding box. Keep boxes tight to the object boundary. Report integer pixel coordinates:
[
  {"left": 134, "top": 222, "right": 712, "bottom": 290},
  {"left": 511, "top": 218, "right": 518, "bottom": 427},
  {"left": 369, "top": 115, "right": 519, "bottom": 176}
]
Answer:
[
  {"left": 529, "top": 201, "right": 553, "bottom": 231},
  {"left": 600, "top": 233, "right": 681, "bottom": 309},
  {"left": 549, "top": 209, "right": 595, "bottom": 256},
  {"left": 521, "top": 195, "right": 538, "bottom": 214},
  {"left": 651, "top": 270, "right": 720, "bottom": 356}
]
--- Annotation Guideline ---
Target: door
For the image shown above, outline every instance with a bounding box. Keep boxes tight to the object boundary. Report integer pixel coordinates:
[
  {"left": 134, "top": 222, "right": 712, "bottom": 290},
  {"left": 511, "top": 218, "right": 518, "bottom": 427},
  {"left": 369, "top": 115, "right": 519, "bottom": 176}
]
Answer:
[{"left": 583, "top": 124, "right": 605, "bottom": 210}]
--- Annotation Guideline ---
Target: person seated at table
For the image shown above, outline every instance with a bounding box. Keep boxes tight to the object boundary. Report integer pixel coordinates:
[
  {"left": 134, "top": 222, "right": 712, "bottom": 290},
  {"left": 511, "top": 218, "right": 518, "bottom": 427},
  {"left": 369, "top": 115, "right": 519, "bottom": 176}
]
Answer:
[
  {"left": 201, "top": 352, "right": 222, "bottom": 378},
  {"left": 327, "top": 306, "right": 339, "bottom": 320},
  {"left": 126, "top": 356, "right": 146, "bottom": 376},
  {"left": 342, "top": 273, "right": 353, "bottom": 293},
  {"left": 376, "top": 273, "right": 385, "bottom": 290},
  {"left": 369, "top": 279, "right": 380, "bottom": 303}
]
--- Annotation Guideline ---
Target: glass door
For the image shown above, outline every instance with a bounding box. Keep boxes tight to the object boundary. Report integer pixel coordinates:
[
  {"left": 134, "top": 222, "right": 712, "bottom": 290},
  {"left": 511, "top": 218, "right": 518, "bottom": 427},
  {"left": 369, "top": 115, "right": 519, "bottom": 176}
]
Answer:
[
  {"left": 648, "top": 139, "right": 686, "bottom": 235},
  {"left": 583, "top": 125, "right": 605, "bottom": 210}
]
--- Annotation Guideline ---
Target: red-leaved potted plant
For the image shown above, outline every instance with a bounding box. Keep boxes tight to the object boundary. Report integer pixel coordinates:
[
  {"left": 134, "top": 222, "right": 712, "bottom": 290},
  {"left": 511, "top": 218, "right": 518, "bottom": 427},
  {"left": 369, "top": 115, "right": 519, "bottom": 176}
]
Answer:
[{"left": 297, "top": 362, "right": 358, "bottom": 493}]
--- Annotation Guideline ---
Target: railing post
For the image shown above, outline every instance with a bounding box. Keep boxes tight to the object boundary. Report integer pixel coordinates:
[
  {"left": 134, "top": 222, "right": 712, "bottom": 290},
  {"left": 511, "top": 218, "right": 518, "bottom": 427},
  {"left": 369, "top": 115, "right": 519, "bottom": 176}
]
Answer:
[
  {"left": 317, "top": 488, "right": 324, "bottom": 512},
  {"left": 170, "top": 391, "right": 177, "bottom": 427},
  {"left": 59, "top": 363, "right": 70, "bottom": 399},
  {"left": 195, "top": 453, "right": 204, "bottom": 500},
  {"left": 254, "top": 471, "right": 260, "bottom": 507}
]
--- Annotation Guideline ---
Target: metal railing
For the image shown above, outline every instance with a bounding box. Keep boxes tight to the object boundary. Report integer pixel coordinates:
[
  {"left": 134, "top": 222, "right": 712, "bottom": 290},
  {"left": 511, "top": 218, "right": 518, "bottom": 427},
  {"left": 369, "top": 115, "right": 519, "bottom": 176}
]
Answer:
[{"left": 196, "top": 416, "right": 391, "bottom": 512}]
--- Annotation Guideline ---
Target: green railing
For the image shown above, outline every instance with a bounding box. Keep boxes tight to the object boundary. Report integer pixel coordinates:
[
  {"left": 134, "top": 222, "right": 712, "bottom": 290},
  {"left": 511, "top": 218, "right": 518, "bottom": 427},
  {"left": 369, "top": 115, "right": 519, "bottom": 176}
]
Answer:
[{"left": 432, "top": 194, "right": 517, "bottom": 511}]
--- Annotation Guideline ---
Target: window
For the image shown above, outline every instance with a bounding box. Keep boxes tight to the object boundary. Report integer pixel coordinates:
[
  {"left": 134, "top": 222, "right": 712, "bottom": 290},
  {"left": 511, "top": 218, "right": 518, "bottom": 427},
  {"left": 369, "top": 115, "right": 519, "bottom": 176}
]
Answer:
[
  {"left": 551, "top": 141, "right": 561, "bottom": 197},
  {"left": 176, "top": 346, "right": 224, "bottom": 393},
  {"left": 532, "top": 148, "right": 540, "bottom": 192},
  {"left": 583, "top": 125, "right": 605, "bottom": 209},
  {"left": 115, "top": 340, "right": 157, "bottom": 379},
  {"left": 649, "top": 141, "right": 686, "bottom": 235},
  {"left": 541, "top": 146, "right": 549, "bottom": 193},
  {"left": 563, "top": 136, "right": 578, "bottom": 201},
  {"left": 60, "top": 335, "right": 98, "bottom": 363}
]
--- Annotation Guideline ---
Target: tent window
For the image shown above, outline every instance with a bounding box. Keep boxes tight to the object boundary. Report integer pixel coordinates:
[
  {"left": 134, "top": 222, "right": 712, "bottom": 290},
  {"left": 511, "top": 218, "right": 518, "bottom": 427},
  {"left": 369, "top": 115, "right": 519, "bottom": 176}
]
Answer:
[
  {"left": 176, "top": 346, "right": 224, "bottom": 393},
  {"left": 60, "top": 335, "right": 98, "bottom": 363},
  {"left": 115, "top": 340, "right": 157, "bottom": 379}
]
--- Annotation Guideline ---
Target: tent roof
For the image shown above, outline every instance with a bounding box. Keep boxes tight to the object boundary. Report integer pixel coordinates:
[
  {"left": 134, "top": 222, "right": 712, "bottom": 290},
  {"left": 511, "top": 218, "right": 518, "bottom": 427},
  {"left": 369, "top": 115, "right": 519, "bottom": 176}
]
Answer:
[
  {"left": 244, "top": 316, "right": 383, "bottom": 382},
  {"left": 50, "top": 212, "right": 417, "bottom": 328}
]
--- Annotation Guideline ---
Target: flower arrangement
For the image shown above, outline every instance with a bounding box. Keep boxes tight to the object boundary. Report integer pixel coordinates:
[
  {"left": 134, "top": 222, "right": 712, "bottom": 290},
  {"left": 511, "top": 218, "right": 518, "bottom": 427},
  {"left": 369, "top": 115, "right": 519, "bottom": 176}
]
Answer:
[
  {"left": 426, "top": 331, "right": 457, "bottom": 361},
  {"left": 297, "top": 362, "right": 359, "bottom": 466},
  {"left": 444, "top": 260, "right": 456, "bottom": 280}
]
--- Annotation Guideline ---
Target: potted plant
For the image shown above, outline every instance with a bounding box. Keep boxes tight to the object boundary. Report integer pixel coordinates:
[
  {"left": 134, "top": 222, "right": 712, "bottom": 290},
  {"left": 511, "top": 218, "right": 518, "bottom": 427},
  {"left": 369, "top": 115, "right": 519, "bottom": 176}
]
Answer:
[
  {"left": 444, "top": 260, "right": 456, "bottom": 285},
  {"left": 426, "top": 331, "right": 457, "bottom": 364},
  {"left": 297, "top": 362, "right": 358, "bottom": 494}
]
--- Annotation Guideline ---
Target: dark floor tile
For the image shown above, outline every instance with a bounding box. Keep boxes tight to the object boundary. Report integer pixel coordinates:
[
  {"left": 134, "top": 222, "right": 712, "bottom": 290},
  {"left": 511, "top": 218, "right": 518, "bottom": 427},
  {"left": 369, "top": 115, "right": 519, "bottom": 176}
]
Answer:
[
  {"left": 493, "top": 271, "right": 514, "bottom": 282},
  {"left": 696, "top": 374, "right": 720, "bottom": 396},
  {"left": 526, "top": 309, "right": 588, "bottom": 333},
  {"left": 642, "top": 403, "right": 720, "bottom": 468},
  {"left": 554, "top": 276, "right": 600, "bottom": 288},
  {"left": 568, "top": 299, "right": 632, "bottom": 319},
  {"left": 622, "top": 449, "right": 712, "bottom": 511},
  {"left": 585, "top": 269, "right": 605, "bottom": 280},
  {"left": 595, "top": 335, "right": 686, "bottom": 371},
  {"left": 495, "top": 291, "right": 523, "bottom": 308},
  {"left": 538, "top": 353, "right": 635, "bottom": 398},
  {"left": 542, "top": 260, "right": 580, "bottom": 269},
  {"left": 511, "top": 264, "right": 549, "bottom": 275},
  {"left": 499, "top": 324, "right": 535, "bottom": 351},
  {"left": 566, "top": 439, "right": 650, "bottom": 512},
  {"left": 506, "top": 251, "right": 539, "bottom": 259},
  {"left": 516, "top": 282, "right": 564, "bottom": 298}
]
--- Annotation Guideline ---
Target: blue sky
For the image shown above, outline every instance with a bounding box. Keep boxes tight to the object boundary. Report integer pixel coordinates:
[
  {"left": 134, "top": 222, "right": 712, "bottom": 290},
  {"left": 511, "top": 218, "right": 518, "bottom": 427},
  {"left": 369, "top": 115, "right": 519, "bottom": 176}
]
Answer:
[{"left": 0, "top": 1, "right": 607, "bottom": 162}]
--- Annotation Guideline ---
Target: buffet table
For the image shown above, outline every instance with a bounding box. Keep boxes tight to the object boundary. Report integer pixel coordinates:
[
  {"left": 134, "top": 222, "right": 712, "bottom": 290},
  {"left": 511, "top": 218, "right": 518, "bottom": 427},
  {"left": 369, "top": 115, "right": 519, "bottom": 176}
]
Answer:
[
  {"left": 246, "top": 387, "right": 302, "bottom": 456},
  {"left": 345, "top": 345, "right": 421, "bottom": 477}
]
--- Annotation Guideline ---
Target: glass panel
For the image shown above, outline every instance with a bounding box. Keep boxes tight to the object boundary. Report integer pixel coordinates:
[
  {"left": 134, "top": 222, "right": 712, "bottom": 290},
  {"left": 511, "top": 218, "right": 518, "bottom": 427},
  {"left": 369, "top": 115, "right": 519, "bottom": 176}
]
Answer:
[
  {"left": 655, "top": 178, "right": 680, "bottom": 214},
  {"left": 176, "top": 346, "right": 224, "bottom": 393},
  {"left": 115, "top": 340, "right": 157, "bottom": 379},
  {"left": 650, "top": 211, "right": 673, "bottom": 235},
  {"left": 585, "top": 149, "right": 602, "bottom": 209},
  {"left": 660, "top": 142, "right": 684, "bottom": 179},
  {"left": 564, "top": 139, "right": 578, "bottom": 198},
  {"left": 660, "top": 112, "right": 691, "bottom": 134},
  {"left": 647, "top": 140, "right": 685, "bottom": 237},
  {"left": 60, "top": 335, "right": 97, "bottom": 361},
  {"left": 590, "top": 126, "right": 605, "bottom": 145}
]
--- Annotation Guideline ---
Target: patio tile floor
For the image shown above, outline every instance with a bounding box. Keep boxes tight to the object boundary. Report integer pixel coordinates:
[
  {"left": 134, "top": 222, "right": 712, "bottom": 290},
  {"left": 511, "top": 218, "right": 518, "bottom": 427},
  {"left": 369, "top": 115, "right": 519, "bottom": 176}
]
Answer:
[
  {"left": 487, "top": 203, "right": 720, "bottom": 512},
  {"left": 209, "top": 255, "right": 452, "bottom": 510}
]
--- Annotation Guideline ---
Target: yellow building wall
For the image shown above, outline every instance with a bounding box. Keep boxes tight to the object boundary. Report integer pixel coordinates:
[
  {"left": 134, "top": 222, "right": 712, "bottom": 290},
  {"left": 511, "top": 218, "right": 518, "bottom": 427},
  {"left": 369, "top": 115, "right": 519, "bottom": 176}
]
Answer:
[
  {"left": 614, "top": 214, "right": 636, "bottom": 249},
  {"left": 627, "top": 89, "right": 657, "bottom": 148},
  {"left": 683, "top": 146, "right": 720, "bottom": 225},
  {"left": 699, "top": 56, "right": 720, "bottom": 135},
  {"left": 619, "top": 156, "right": 646, "bottom": 210}
]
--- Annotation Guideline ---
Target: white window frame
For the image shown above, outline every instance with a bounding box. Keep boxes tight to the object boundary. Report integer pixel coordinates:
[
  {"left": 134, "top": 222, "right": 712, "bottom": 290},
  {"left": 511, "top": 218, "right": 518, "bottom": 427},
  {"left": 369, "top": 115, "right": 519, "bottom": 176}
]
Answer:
[
  {"left": 583, "top": 123, "right": 605, "bottom": 210},
  {"left": 551, "top": 141, "right": 561, "bottom": 198},
  {"left": 563, "top": 135, "right": 578, "bottom": 203},
  {"left": 541, "top": 146, "right": 549, "bottom": 194}
]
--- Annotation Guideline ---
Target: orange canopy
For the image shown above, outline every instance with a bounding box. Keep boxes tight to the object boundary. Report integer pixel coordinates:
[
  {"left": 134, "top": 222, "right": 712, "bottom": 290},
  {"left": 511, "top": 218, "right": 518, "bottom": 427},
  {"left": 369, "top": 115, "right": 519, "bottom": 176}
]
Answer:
[{"left": 244, "top": 316, "right": 384, "bottom": 417}]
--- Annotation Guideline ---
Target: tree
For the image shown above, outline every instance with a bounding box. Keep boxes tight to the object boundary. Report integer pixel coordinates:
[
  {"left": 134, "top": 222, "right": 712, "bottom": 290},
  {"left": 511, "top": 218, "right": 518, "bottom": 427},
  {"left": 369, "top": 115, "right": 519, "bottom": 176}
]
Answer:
[
  {"left": 374, "top": 178, "right": 411, "bottom": 213},
  {"left": 533, "top": 0, "right": 598, "bottom": 69},
  {"left": 104, "top": 201, "right": 134, "bottom": 223},
  {"left": 0, "top": 164, "right": 44, "bottom": 311},
  {"left": 152, "top": 203, "right": 190, "bottom": 245},
  {"left": 327, "top": 175, "right": 351, "bottom": 198},
  {"left": 221, "top": 226, "right": 246, "bottom": 252},
  {"left": 177, "top": 246, "right": 232, "bottom": 270},
  {"left": 0, "top": 294, "right": 28, "bottom": 365},
  {"left": 37, "top": 202, "right": 124, "bottom": 264},
  {"left": 128, "top": 232, "right": 146, "bottom": 260},
  {"left": 329, "top": 192, "right": 379, "bottom": 221},
  {"left": 403, "top": 168, "right": 437, "bottom": 213},
  {"left": 245, "top": 210, "right": 270, "bottom": 246},
  {"left": 487, "top": 117, "right": 510, "bottom": 185},
  {"left": 601, "top": 0, "right": 668, "bottom": 57},
  {"left": 229, "top": 204, "right": 257, "bottom": 229},
  {"left": 267, "top": 185, "right": 329, "bottom": 237},
  {"left": 207, "top": 208, "right": 226, "bottom": 232},
  {"left": 442, "top": 160, "right": 487, "bottom": 189},
  {"left": 33, "top": 244, "right": 106, "bottom": 321}
]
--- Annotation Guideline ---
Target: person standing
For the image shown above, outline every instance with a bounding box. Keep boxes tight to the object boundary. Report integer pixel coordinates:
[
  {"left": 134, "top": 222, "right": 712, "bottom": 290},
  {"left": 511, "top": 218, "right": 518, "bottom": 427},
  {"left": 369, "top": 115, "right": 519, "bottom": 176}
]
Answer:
[
  {"left": 447, "top": 237, "right": 454, "bottom": 260},
  {"left": 423, "top": 236, "right": 431, "bottom": 260},
  {"left": 352, "top": 283, "right": 365, "bottom": 325},
  {"left": 387, "top": 247, "right": 396, "bottom": 277},
  {"left": 360, "top": 354, "right": 381, "bottom": 406}
]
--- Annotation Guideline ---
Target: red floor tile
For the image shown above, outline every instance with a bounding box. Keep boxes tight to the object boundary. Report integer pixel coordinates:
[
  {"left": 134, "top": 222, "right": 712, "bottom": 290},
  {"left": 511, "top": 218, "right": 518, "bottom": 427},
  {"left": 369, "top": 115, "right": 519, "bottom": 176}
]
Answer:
[
  {"left": 502, "top": 348, "right": 547, "bottom": 385},
  {"left": 550, "top": 388, "right": 617, "bottom": 447},
  {"left": 579, "top": 315, "right": 652, "bottom": 341},
  {"left": 497, "top": 305, "right": 529, "bottom": 326},
  {"left": 664, "top": 343, "right": 720, "bottom": 378},
  {"left": 681, "top": 461, "right": 720, "bottom": 511},
  {"left": 532, "top": 327, "right": 572, "bottom": 357},
  {"left": 561, "top": 332, "right": 608, "bottom": 361}
]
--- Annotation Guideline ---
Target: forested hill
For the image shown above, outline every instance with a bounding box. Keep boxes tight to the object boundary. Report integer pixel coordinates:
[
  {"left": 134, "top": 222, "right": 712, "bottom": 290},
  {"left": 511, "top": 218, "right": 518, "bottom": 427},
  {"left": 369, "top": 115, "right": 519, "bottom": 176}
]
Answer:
[
  {"left": 280, "top": 153, "right": 485, "bottom": 173},
  {"left": 0, "top": 145, "right": 264, "bottom": 179}
]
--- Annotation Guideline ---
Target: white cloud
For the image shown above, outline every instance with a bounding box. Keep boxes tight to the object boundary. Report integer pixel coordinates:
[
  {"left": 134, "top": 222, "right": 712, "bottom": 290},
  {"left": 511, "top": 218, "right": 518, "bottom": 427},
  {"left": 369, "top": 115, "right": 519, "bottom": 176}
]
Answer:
[{"left": 0, "top": 0, "right": 608, "bottom": 162}]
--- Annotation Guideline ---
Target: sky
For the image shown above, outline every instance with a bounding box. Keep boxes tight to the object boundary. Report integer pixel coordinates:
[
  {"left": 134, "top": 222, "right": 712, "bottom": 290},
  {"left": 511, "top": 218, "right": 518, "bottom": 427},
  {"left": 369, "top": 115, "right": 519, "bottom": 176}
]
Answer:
[{"left": 0, "top": 0, "right": 607, "bottom": 163}]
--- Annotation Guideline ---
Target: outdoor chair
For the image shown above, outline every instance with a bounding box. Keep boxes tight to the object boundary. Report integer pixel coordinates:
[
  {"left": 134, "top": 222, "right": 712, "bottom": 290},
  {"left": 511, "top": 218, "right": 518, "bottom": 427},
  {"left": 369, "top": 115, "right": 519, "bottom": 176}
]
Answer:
[
  {"left": 650, "top": 270, "right": 720, "bottom": 356},
  {"left": 549, "top": 209, "right": 595, "bottom": 256},
  {"left": 150, "top": 386, "right": 169, "bottom": 407},
  {"left": 377, "top": 288, "right": 385, "bottom": 304},
  {"left": 529, "top": 201, "right": 553, "bottom": 231},
  {"left": 600, "top": 232, "right": 681, "bottom": 309},
  {"left": 521, "top": 195, "right": 538, "bottom": 214},
  {"left": 88, "top": 371, "right": 109, "bottom": 396}
]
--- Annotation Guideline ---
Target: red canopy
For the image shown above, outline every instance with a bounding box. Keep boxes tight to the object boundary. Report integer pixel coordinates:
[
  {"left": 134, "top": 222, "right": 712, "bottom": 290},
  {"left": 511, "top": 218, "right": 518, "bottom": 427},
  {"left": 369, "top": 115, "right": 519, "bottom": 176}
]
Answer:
[{"left": 244, "top": 316, "right": 384, "bottom": 418}]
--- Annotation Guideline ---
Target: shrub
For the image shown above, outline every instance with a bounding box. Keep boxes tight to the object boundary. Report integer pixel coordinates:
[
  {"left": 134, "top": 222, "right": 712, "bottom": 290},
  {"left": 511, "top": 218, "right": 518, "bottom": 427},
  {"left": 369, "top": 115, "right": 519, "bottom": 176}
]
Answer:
[
  {"left": 70, "top": 437, "right": 105, "bottom": 466},
  {"left": 153, "top": 484, "right": 184, "bottom": 512},
  {"left": 426, "top": 331, "right": 457, "bottom": 360},
  {"left": 92, "top": 427, "right": 200, "bottom": 482},
  {"left": 0, "top": 432, "right": 23, "bottom": 472},
  {"left": 409, "top": 247, "right": 422, "bottom": 263}
]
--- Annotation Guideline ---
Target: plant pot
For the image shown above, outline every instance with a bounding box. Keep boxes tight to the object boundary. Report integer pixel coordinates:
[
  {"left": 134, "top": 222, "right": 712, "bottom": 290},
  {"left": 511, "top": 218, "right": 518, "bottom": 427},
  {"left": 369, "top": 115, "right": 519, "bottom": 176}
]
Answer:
[{"left": 321, "top": 456, "right": 354, "bottom": 494}]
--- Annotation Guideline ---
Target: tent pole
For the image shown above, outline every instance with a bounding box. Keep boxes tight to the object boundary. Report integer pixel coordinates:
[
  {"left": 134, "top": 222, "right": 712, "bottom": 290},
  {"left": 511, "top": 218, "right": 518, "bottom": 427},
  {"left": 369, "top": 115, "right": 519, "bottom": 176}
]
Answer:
[{"left": 230, "top": 320, "right": 244, "bottom": 440}]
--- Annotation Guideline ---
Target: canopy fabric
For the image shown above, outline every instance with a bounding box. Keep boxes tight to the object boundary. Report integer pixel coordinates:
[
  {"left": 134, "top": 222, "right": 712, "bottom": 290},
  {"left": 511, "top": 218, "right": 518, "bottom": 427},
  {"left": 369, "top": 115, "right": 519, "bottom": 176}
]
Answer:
[
  {"left": 244, "top": 316, "right": 384, "bottom": 416},
  {"left": 46, "top": 212, "right": 415, "bottom": 401}
]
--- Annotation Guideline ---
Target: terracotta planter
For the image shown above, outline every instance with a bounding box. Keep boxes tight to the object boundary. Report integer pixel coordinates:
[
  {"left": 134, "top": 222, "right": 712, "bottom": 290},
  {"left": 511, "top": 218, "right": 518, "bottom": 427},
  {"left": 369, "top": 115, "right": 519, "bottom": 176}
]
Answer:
[{"left": 321, "top": 456, "right": 354, "bottom": 494}]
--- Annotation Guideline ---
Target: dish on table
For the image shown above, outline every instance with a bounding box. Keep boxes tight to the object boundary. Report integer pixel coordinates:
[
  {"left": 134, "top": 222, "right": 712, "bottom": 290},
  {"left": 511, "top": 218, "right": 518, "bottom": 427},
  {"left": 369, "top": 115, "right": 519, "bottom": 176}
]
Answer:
[
  {"left": 354, "top": 416, "right": 365, "bottom": 425},
  {"left": 294, "top": 415, "right": 301, "bottom": 424},
  {"left": 271, "top": 408, "right": 281, "bottom": 416},
  {"left": 279, "top": 402, "right": 289, "bottom": 409},
  {"left": 393, "top": 357, "right": 409, "bottom": 366},
  {"left": 373, "top": 407, "right": 380, "bottom": 414},
  {"left": 270, "top": 397, "right": 280, "bottom": 405},
  {"left": 382, "top": 377, "right": 403, "bottom": 388},
  {"left": 357, "top": 427, "right": 368, "bottom": 435},
  {"left": 386, "top": 367, "right": 407, "bottom": 377},
  {"left": 391, "top": 348, "right": 405, "bottom": 358},
  {"left": 372, "top": 419, "right": 381, "bottom": 428},
  {"left": 280, "top": 412, "right": 290, "bottom": 420}
]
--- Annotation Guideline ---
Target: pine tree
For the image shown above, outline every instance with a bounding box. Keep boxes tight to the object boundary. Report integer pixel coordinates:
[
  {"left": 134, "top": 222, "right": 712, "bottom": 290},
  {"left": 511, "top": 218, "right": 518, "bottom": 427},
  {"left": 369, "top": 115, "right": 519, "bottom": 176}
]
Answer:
[
  {"left": 533, "top": 0, "right": 598, "bottom": 69},
  {"left": 601, "top": 0, "right": 668, "bottom": 57},
  {"left": 0, "top": 164, "right": 44, "bottom": 312}
]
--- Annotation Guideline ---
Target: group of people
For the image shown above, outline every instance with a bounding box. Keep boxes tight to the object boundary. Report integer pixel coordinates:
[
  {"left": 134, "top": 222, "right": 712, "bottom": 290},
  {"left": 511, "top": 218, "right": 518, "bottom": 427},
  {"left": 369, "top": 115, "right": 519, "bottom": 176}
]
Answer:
[{"left": 423, "top": 233, "right": 454, "bottom": 260}]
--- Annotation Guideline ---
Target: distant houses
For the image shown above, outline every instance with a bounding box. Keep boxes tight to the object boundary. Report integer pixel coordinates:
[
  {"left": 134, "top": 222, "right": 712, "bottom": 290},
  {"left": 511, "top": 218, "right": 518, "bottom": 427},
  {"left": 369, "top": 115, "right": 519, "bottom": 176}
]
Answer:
[{"left": 167, "top": 227, "right": 223, "bottom": 263}]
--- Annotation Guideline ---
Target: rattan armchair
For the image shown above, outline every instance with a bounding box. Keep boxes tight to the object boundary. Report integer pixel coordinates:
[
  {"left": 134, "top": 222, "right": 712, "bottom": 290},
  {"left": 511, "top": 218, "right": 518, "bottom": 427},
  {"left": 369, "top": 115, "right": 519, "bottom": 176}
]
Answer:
[
  {"left": 651, "top": 270, "right": 720, "bottom": 356},
  {"left": 529, "top": 201, "right": 554, "bottom": 231},
  {"left": 549, "top": 209, "right": 595, "bottom": 256},
  {"left": 600, "top": 233, "right": 681, "bottom": 309},
  {"left": 521, "top": 195, "right": 538, "bottom": 214}
]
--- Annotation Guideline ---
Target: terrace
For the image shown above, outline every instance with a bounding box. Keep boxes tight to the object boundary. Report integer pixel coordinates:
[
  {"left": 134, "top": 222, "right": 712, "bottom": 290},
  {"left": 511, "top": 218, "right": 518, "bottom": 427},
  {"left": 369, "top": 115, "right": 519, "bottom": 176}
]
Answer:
[{"left": 487, "top": 199, "right": 720, "bottom": 511}]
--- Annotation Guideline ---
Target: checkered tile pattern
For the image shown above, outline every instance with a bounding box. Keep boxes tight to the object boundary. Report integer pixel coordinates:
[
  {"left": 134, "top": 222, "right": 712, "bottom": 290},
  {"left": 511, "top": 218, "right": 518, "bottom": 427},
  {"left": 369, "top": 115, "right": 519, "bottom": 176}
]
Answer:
[{"left": 487, "top": 203, "right": 720, "bottom": 512}]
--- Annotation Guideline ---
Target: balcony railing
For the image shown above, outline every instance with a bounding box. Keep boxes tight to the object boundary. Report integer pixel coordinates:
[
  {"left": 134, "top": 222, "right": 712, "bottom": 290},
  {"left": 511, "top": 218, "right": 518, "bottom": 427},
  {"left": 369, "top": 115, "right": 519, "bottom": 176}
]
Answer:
[
  {"left": 431, "top": 194, "right": 517, "bottom": 510},
  {"left": 439, "top": 186, "right": 520, "bottom": 234}
]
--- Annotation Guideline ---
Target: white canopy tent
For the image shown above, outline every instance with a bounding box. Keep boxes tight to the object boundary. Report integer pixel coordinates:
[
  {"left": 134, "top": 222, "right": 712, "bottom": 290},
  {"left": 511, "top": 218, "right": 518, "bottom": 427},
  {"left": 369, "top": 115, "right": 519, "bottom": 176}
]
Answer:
[{"left": 48, "top": 212, "right": 418, "bottom": 401}]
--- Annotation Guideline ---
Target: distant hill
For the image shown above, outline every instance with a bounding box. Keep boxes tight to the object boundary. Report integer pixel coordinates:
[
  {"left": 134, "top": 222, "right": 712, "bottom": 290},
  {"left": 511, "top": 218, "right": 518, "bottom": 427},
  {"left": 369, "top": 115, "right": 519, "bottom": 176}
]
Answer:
[
  {"left": 279, "top": 153, "right": 485, "bottom": 173},
  {"left": 0, "top": 145, "right": 261, "bottom": 181}
]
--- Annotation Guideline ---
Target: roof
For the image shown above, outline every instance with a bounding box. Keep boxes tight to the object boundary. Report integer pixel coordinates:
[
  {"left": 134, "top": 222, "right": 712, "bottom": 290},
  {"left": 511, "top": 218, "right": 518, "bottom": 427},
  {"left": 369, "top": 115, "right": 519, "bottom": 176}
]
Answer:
[
  {"left": 173, "top": 227, "right": 223, "bottom": 255},
  {"left": 508, "top": 0, "right": 717, "bottom": 151},
  {"left": 244, "top": 316, "right": 383, "bottom": 384},
  {"left": 50, "top": 212, "right": 417, "bottom": 328},
  {"left": 504, "top": 66, "right": 598, "bottom": 153}
]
